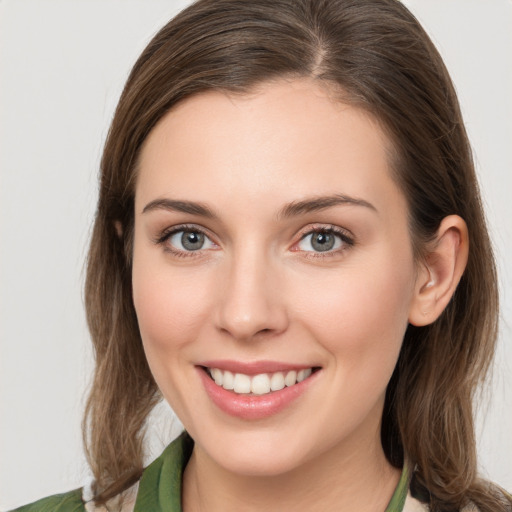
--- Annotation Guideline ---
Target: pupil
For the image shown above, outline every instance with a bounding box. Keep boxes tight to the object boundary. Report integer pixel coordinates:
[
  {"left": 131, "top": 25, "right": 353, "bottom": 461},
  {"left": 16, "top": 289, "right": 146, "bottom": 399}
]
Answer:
[
  {"left": 312, "top": 232, "right": 334, "bottom": 252},
  {"left": 181, "top": 231, "right": 204, "bottom": 251}
]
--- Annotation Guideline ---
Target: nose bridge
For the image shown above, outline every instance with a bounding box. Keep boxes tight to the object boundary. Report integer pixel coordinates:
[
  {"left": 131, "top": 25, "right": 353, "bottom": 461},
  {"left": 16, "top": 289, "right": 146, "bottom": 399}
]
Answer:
[{"left": 215, "top": 240, "right": 287, "bottom": 340}]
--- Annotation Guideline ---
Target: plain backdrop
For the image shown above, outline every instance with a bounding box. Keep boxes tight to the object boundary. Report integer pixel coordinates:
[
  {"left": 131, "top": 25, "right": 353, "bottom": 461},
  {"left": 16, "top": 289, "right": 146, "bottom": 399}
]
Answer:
[{"left": 1, "top": 0, "right": 511, "bottom": 509}]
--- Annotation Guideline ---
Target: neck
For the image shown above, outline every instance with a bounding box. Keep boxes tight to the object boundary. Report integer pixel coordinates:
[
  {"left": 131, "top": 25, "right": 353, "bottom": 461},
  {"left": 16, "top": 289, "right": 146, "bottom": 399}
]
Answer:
[{"left": 182, "top": 422, "right": 401, "bottom": 512}]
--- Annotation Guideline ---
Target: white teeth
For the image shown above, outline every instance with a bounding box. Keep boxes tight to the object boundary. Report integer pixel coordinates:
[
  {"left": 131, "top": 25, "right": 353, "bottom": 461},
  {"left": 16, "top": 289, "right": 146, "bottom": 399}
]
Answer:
[
  {"left": 297, "top": 368, "right": 312, "bottom": 382},
  {"left": 211, "top": 368, "right": 223, "bottom": 386},
  {"left": 222, "top": 370, "right": 234, "bottom": 390},
  {"left": 208, "top": 367, "right": 314, "bottom": 395},
  {"left": 270, "top": 372, "right": 285, "bottom": 391},
  {"left": 251, "top": 374, "right": 270, "bottom": 395},
  {"left": 233, "top": 373, "right": 251, "bottom": 394},
  {"left": 284, "top": 370, "right": 297, "bottom": 387}
]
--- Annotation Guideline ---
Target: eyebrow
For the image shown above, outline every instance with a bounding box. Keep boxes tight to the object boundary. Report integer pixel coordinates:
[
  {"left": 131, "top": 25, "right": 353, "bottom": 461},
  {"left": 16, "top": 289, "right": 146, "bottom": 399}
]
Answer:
[
  {"left": 277, "top": 194, "right": 377, "bottom": 219},
  {"left": 142, "top": 199, "right": 217, "bottom": 218},
  {"left": 141, "top": 194, "right": 377, "bottom": 219}
]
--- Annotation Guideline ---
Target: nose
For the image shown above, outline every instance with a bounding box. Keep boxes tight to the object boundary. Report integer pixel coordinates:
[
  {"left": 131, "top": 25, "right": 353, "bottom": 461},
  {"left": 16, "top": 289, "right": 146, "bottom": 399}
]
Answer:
[{"left": 214, "top": 248, "right": 289, "bottom": 341}]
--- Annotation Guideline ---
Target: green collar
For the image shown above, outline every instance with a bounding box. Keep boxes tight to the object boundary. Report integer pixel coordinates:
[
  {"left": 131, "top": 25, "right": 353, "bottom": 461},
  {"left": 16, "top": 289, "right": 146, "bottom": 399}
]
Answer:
[
  {"left": 134, "top": 432, "right": 409, "bottom": 512},
  {"left": 134, "top": 432, "right": 193, "bottom": 511},
  {"left": 385, "top": 458, "right": 410, "bottom": 511}
]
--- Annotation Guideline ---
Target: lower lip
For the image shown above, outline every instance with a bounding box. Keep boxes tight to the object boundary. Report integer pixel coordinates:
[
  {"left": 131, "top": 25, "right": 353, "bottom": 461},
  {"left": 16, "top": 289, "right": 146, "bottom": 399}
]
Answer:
[{"left": 198, "top": 367, "right": 319, "bottom": 420}]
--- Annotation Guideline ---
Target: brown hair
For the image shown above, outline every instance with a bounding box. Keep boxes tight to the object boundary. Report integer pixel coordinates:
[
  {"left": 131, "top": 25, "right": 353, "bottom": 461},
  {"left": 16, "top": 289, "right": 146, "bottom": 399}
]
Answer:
[{"left": 83, "top": 0, "right": 508, "bottom": 510}]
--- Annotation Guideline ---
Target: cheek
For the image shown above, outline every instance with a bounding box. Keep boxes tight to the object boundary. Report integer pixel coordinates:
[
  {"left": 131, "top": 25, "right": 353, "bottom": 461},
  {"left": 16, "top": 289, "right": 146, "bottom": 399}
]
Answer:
[
  {"left": 292, "top": 256, "right": 414, "bottom": 371},
  {"left": 131, "top": 251, "right": 212, "bottom": 355}
]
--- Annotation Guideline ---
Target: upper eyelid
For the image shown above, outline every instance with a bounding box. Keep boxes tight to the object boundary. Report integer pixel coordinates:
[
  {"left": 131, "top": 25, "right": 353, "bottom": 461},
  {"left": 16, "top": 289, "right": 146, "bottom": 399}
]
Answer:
[
  {"left": 157, "top": 223, "right": 214, "bottom": 242},
  {"left": 296, "top": 224, "right": 354, "bottom": 241}
]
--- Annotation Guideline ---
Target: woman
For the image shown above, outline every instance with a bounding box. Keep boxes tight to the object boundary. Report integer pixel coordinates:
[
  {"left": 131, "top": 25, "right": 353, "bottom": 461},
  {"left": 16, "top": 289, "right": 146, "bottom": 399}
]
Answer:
[{"left": 12, "top": 0, "right": 511, "bottom": 510}]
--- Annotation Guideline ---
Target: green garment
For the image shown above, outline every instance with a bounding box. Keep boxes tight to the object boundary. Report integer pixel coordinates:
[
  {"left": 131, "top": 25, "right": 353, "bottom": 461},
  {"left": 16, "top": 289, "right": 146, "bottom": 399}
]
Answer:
[{"left": 11, "top": 432, "right": 409, "bottom": 511}]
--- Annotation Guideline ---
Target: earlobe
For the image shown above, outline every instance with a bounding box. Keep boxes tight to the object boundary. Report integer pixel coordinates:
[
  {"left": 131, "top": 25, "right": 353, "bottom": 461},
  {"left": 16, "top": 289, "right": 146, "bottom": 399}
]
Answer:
[{"left": 408, "top": 215, "right": 469, "bottom": 327}]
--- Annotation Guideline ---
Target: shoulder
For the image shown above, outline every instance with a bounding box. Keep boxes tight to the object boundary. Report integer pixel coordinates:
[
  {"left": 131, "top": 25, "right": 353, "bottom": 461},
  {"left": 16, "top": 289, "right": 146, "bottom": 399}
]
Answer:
[{"left": 9, "top": 488, "right": 85, "bottom": 512}]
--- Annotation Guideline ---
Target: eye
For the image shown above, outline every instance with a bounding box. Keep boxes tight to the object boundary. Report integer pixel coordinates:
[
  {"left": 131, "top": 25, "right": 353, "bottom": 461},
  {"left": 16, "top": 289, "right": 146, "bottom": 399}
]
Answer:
[
  {"left": 296, "top": 228, "right": 352, "bottom": 253},
  {"left": 162, "top": 227, "right": 217, "bottom": 254}
]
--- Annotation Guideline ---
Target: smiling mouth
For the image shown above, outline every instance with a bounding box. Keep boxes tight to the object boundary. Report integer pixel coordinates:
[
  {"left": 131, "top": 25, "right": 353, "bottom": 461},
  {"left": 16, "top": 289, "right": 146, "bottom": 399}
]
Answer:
[{"left": 204, "top": 367, "right": 319, "bottom": 396}]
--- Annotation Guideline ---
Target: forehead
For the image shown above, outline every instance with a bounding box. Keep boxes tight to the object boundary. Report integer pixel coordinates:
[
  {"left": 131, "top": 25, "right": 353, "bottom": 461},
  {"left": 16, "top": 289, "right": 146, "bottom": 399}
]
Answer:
[{"left": 135, "top": 79, "right": 403, "bottom": 219}]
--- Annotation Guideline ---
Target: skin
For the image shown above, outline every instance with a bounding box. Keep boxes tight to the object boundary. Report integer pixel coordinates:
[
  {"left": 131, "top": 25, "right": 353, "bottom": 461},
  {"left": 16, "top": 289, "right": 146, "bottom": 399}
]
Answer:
[{"left": 132, "top": 78, "right": 468, "bottom": 511}]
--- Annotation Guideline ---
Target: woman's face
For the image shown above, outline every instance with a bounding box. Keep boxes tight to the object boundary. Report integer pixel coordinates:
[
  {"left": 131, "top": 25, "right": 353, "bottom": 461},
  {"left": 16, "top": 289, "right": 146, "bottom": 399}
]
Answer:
[{"left": 132, "top": 79, "right": 419, "bottom": 476}]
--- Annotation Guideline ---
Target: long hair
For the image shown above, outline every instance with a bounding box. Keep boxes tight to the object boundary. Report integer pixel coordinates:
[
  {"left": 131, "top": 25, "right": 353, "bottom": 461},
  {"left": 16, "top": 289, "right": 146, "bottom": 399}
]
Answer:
[{"left": 83, "top": 0, "right": 506, "bottom": 509}]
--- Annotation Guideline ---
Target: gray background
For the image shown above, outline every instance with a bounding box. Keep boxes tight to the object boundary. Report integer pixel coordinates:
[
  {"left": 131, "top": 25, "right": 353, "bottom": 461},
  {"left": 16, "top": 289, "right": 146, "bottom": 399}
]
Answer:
[{"left": 1, "top": 0, "right": 511, "bottom": 508}]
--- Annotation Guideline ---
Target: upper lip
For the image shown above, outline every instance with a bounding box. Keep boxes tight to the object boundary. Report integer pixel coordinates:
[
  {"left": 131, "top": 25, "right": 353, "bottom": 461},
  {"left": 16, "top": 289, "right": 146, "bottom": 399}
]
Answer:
[{"left": 197, "top": 360, "right": 318, "bottom": 375}]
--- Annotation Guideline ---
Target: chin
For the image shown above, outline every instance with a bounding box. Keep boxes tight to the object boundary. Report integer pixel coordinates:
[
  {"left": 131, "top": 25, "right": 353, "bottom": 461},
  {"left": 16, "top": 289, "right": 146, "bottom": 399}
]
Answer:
[
  {"left": 193, "top": 426, "right": 319, "bottom": 477},
  {"left": 218, "top": 448, "right": 306, "bottom": 477}
]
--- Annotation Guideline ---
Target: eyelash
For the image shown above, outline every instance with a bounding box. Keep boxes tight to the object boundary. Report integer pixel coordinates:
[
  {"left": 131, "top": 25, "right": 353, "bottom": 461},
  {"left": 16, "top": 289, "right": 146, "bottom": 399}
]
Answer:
[
  {"left": 294, "top": 224, "right": 355, "bottom": 259},
  {"left": 155, "top": 223, "right": 355, "bottom": 259},
  {"left": 155, "top": 224, "right": 216, "bottom": 259}
]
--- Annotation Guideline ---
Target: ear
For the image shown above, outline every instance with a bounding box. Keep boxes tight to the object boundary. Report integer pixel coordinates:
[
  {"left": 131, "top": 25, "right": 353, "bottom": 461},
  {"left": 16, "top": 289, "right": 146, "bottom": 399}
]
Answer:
[{"left": 408, "top": 215, "right": 469, "bottom": 326}]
